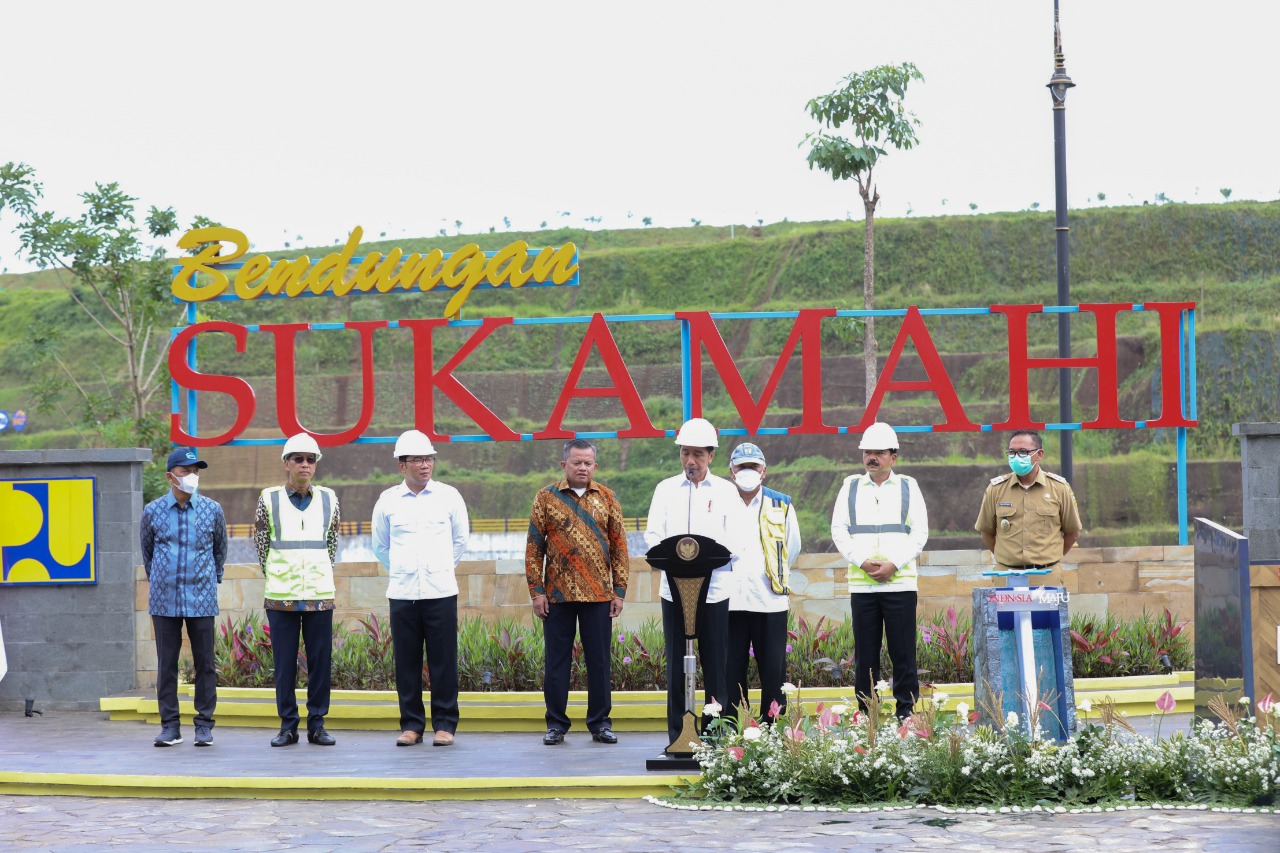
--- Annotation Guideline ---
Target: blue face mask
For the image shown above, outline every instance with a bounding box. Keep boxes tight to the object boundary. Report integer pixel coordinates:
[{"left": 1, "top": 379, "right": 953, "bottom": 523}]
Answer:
[{"left": 1008, "top": 453, "right": 1036, "bottom": 476}]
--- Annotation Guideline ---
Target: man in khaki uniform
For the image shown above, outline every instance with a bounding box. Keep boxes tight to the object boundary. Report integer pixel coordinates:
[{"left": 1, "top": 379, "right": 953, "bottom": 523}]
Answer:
[{"left": 975, "top": 429, "right": 1082, "bottom": 568}]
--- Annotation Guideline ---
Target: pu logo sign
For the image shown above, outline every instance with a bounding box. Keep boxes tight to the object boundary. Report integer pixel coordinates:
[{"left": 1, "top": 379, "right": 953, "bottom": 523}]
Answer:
[{"left": 0, "top": 478, "right": 97, "bottom": 585}]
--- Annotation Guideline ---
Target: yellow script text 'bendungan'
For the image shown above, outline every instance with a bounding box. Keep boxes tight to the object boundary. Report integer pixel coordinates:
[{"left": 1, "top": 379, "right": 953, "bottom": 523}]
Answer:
[{"left": 170, "top": 226, "right": 579, "bottom": 319}]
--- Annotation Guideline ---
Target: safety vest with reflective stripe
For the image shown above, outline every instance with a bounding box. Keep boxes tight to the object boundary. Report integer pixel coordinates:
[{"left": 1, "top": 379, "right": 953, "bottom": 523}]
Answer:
[
  {"left": 845, "top": 474, "right": 918, "bottom": 590},
  {"left": 262, "top": 485, "right": 337, "bottom": 601},
  {"left": 758, "top": 486, "right": 792, "bottom": 595}
]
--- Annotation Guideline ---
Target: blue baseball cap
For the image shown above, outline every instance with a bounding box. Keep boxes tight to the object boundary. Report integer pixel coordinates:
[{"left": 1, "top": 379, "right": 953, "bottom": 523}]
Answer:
[
  {"left": 165, "top": 447, "right": 209, "bottom": 471},
  {"left": 729, "top": 442, "right": 766, "bottom": 466}
]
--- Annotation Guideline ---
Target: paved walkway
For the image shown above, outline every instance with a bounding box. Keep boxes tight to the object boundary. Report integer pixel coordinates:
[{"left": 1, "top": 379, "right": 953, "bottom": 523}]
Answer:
[
  {"left": 3, "top": 794, "right": 1278, "bottom": 852},
  {"left": 2, "top": 710, "right": 1277, "bottom": 851}
]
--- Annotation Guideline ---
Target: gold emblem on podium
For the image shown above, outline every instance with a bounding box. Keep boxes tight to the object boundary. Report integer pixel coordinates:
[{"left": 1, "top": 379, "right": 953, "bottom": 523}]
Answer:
[{"left": 675, "top": 536, "right": 700, "bottom": 562}]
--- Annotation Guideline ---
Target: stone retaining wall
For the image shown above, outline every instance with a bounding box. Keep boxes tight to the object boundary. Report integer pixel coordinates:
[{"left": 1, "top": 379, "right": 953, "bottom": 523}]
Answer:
[{"left": 133, "top": 545, "right": 1194, "bottom": 688}]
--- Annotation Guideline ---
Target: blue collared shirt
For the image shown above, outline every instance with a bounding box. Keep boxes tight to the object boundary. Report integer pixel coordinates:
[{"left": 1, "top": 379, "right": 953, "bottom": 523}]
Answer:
[{"left": 140, "top": 491, "right": 228, "bottom": 618}]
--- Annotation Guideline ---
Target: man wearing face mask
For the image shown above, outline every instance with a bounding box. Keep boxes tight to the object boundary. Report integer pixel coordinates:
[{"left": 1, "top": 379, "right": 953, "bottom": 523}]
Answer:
[
  {"left": 976, "top": 429, "right": 1082, "bottom": 572},
  {"left": 140, "top": 447, "right": 228, "bottom": 747},
  {"left": 830, "top": 423, "right": 929, "bottom": 720},
  {"left": 724, "top": 443, "right": 801, "bottom": 726},
  {"left": 644, "top": 417, "right": 742, "bottom": 744}
]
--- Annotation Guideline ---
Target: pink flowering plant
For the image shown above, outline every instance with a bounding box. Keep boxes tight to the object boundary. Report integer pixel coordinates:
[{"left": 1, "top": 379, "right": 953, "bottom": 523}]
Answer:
[{"left": 684, "top": 686, "right": 1280, "bottom": 808}]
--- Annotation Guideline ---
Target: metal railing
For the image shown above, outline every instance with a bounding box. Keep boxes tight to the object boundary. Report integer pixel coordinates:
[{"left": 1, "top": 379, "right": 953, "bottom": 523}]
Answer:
[{"left": 225, "top": 518, "right": 649, "bottom": 538}]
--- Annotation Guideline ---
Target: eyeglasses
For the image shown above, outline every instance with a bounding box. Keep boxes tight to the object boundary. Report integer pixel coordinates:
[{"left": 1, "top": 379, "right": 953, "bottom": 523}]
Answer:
[
  {"left": 403, "top": 456, "right": 435, "bottom": 465},
  {"left": 289, "top": 455, "right": 318, "bottom": 464},
  {"left": 1006, "top": 450, "right": 1038, "bottom": 460}
]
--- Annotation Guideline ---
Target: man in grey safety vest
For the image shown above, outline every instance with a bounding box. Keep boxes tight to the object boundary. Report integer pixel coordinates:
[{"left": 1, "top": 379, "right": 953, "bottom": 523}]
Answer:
[
  {"left": 254, "top": 432, "right": 341, "bottom": 747},
  {"left": 829, "top": 422, "right": 929, "bottom": 720},
  {"left": 724, "top": 442, "right": 801, "bottom": 726}
]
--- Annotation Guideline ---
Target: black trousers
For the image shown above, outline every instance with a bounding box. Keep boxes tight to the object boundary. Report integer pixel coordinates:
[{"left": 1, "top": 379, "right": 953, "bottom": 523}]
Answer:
[
  {"left": 726, "top": 609, "right": 789, "bottom": 725},
  {"left": 850, "top": 591, "right": 919, "bottom": 719},
  {"left": 662, "top": 597, "right": 729, "bottom": 744},
  {"left": 266, "top": 608, "right": 332, "bottom": 733},
  {"left": 390, "top": 596, "right": 460, "bottom": 735},
  {"left": 153, "top": 614, "right": 216, "bottom": 729},
  {"left": 543, "top": 600, "right": 613, "bottom": 733}
]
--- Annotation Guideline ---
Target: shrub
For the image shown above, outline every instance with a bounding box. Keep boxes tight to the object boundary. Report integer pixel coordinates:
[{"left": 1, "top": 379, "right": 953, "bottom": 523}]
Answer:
[{"left": 199, "top": 609, "right": 1194, "bottom": 691}]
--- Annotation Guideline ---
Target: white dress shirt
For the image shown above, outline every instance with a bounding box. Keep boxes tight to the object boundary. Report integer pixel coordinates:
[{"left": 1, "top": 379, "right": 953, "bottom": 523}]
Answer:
[
  {"left": 644, "top": 472, "right": 742, "bottom": 603},
  {"left": 728, "top": 489, "right": 802, "bottom": 613},
  {"left": 372, "top": 479, "right": 470, "bottom": 600}
]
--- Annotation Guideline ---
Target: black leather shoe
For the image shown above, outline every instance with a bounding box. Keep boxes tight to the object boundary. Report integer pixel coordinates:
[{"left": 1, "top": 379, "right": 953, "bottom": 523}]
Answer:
[
  {"left": 307, "top": 727, "right": 336, "bottom": 746},
  {"left": 591, "top": 728, "right": 618, "bottom": 744},
  {"left": 270, "top": 729, "right": 298, "bottom": 748},
  {"left": 543, "top": 728, "right": 565, "bottom": 746}
]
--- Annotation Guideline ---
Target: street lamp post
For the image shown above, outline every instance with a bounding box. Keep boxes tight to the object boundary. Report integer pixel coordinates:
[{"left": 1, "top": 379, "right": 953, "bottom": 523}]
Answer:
[{"left": 1048, "top": 0, "right": 1075, "bottom": 484}]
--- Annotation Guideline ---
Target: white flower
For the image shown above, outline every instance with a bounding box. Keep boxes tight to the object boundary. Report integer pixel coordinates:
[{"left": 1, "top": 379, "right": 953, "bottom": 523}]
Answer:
[
  {"left": 875, "top": 680, "right": 891, "bottom": 694},
  {"left": 831, "top": 704, "right": 849, "bottom": 715},
  {"left": 1006, "top": 711, "right": 1020, "bottom": 728},
  {"left": 1078, "top": 698, "right": 1092, "bottom": 713},
  {"left": 781, "top": 683, "right": 798, "bottom": 696},
  {"left": 961, "top": 766, "right": 971, "bottom": 776},
  {"left": 704, "top": 700, "right": 722, "bottom": 718},
  {"left": 956, "top": 702, "right": 970, "bottom": 721},
  {"left": 932, "top": 691, "right": 950, "bottom": 707},
  {"left": 1239, "top": 696, "right": 1251, "bottom": 706},
  {"left": 743, "top": 726, "right": 762, "bottom": 741}
]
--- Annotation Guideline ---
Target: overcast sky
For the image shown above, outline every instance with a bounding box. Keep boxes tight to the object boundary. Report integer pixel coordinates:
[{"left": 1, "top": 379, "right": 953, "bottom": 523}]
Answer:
[{"left": 2, "top": 0, "right": 1275, "bottom": 269}]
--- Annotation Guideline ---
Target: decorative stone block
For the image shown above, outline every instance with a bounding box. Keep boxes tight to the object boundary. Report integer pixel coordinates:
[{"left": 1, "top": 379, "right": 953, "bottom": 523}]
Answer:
[
  {"left": 917, "top": 568, "right": 957, "bottom": 598},
  {"left": 468, "top": 574, "right": 497, "bottom": 606},
  {"left": 1078, "top": 562, "right": 1140, "bottom": 593},
  {"left": 346, "top": 577, "right": 388, "bottom": 611},
  {"left": 1101, "top": 546, "right": 1164, "bottom": 563},
  {"left": 1067, "top": 593, "right": 1108, "bottom": 618},
  {"left": 1139, "top": 564, "right": 1194, "bottom": 590}
]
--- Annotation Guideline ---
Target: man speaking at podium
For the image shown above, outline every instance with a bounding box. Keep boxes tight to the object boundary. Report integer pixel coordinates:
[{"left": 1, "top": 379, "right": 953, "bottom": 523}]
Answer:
[{"left": 644, "top": 418, "right": 742, "bottom": 745}]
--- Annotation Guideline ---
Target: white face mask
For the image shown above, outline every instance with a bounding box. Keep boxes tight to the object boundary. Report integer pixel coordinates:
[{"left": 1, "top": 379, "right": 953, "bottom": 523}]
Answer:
[
  {"left": 734, "top": 469, "right": 763, "bottom": 492},
  {"left": 174, "top": 472, "right": 199, "bottom": 495}
]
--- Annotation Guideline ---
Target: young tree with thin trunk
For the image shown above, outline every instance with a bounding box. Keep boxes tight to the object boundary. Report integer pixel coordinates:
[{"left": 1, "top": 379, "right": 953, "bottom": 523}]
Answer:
[
  {"left": 803, "top": 62, "right": 924, "bottom": 402},
  {"left": 0, "top": 162, "right": 191, "bottom": 454}
]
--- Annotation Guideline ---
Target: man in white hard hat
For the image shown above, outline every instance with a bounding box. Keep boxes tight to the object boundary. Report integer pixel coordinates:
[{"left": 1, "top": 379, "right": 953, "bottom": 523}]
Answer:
[
  {"left": 829, "top": 422, "right": 929, "bottom": 720},
  {"left": 724, "top": 442, "right": 801, "bottom": 726},
  {"left": 372, "top": 429, "right": 470, "bottom": 747},
  {"left": 254, "top": 433, "right": 341, "bottom": 747},
  {"left": 644, "top": 417, "right": 742, "bottom": 743},
  {"left": 525, "top": 438, "right": 628, "bottom": 746}
]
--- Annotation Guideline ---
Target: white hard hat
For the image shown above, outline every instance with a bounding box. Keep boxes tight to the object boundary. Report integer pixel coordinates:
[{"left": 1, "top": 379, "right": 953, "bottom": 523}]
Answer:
[
  {"left": 858, "top": 422, "right": 899, "bottom": 451},
  {"left": 393, "top": 429, "right": 437, "bottom": 458},
  {"left": 674, "top": 417, "right": 719, "bottom": 448},
  {"left": 281, "top": 433, "right": 323, "bottom": 461}
]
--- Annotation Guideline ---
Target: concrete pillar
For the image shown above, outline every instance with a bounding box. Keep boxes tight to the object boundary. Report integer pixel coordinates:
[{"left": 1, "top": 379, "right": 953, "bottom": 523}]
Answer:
[
  {"left": 0, "top": 448, "right": 151, "bottom": 711},
  {"left": 1233, "top": 423, "right": 1280, "bottom": 562}
]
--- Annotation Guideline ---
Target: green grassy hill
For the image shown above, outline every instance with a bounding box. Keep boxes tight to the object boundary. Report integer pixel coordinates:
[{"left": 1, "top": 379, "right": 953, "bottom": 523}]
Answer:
[{"left": 2, "top": 201, "right": 1276, "bottom": 544}]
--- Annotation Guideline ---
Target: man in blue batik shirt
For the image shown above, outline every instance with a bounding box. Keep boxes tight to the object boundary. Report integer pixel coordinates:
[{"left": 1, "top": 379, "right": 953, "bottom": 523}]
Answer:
[{"left": 140, "top": 447, "right": 228, "bottom": 748}]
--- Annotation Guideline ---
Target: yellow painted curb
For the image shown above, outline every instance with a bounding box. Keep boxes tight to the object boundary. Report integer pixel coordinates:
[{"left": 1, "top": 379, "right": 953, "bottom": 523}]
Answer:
[
  {"left": 0, "top": 771, "right": 694, "bottom": 801},
  {"left": 105, "top": 673, "right": 1193, "bottom": 729}
]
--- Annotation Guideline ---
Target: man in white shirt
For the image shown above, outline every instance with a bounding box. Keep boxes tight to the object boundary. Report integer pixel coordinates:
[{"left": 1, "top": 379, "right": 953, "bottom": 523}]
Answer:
[
  {"left": 724, "top": 443, "right": 801, "bottom": 726},
  {"left": 372, "top": 430, "right": 470, "bottom": 747},
  {"left": 644, "top": 417, "right": 741, "bottom": 743},
  {"left": 830, "top": 422, "right": 929, "bottom": 720}
]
